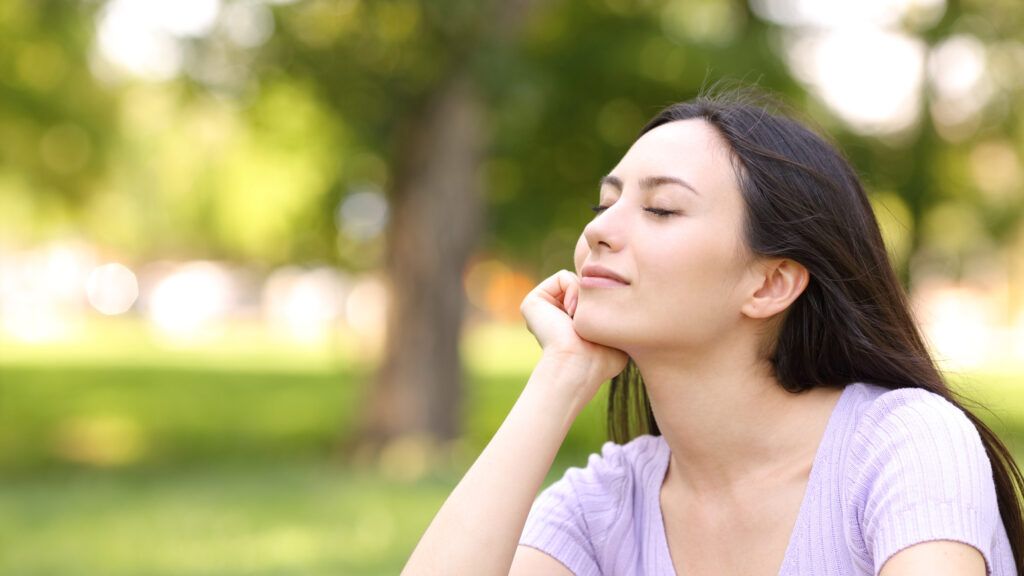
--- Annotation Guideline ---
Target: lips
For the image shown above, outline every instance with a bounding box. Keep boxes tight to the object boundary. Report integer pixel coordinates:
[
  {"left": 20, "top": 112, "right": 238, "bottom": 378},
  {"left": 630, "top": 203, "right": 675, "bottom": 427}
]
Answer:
[{"left": 580, "top": 264, "right": 630, "bottom": 285}]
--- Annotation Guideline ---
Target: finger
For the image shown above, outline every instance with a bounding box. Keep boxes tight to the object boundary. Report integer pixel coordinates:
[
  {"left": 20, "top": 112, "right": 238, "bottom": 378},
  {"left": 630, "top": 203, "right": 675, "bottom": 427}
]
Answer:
[
  {"left": 537, "top": 269, "right": 576, "bottom": 301},
  {"left": 557, "top": 271, "right": 580, "bottom": 315},
  {"left": 566, "top": 281, "right": 578, "bottom": 316}
]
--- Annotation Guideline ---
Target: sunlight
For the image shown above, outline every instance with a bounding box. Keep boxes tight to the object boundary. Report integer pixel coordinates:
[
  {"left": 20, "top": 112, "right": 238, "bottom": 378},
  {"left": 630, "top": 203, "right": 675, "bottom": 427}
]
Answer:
[
  {"left": 263, "top": 267, "right": 346, "bottom": 344},
  {"left": 914, "top": 282, "right": 995, "bottom": 370},
  {"left": 0, "top": 242, "right": 93, "bottom": 342},
  {"left": 928, "top": 34, "right": 993, "bottom": 140},
  {"left": 94, "top": 0, "right": 221, "bottom": 81},
  {"left": 755, "top": 0, "right": 946, "bottom": 135},
  {"left": 86, "top": 262, "right": 139, "bottom": 316},
  {"left": 146, "top": 261, "right": 233, "bottom": 341},
  {"left": 785, "top": 27, "right": 925, "bottom": 134},
  {"left": 343, "top": 274, "right": 388, "bottom": 359}
]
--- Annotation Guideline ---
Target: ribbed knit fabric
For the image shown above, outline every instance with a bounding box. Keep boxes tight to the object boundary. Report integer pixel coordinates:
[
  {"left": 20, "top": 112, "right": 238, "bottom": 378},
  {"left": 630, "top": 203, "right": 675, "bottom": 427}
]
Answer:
[{"left": 519, "top": 382, "right": 1017, "bottom": 575}]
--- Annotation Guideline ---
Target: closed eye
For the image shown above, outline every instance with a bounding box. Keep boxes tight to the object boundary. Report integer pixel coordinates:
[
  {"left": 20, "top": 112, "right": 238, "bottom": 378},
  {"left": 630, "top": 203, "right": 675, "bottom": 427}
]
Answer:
[
  {"left": 589, "top": 204, "right": 680, "bottom": 217},
  {"left": 645, "top": 207, "right": 679, "bottom": 217}
]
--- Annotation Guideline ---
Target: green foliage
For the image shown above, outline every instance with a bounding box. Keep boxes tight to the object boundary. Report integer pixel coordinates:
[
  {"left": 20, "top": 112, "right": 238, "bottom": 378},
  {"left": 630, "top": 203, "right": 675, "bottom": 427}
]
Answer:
[
  {"left": 0, "top": 0, "right": 117, "bottom": 242},
  {"left": 2, "top": 0, "right": 1023, "bottom": 274}
]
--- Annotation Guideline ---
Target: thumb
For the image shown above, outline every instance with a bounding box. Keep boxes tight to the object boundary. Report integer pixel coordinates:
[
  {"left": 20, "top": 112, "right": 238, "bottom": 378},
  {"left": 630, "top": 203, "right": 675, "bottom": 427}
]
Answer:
[{"left": 566, "top": 281, "right": 578, "bottom": 317}]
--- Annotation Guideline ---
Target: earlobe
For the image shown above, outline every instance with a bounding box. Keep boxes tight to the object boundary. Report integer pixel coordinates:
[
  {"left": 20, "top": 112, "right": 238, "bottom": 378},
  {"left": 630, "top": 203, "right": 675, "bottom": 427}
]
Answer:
[{"left": 741, "top": 259, "right": 809, "bottom": 319}]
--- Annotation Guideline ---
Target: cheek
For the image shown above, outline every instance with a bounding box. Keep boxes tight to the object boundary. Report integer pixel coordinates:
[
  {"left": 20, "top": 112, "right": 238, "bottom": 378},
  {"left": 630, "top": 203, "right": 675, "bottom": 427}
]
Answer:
[{"left": 573, "top": 234, "right": 588, "bottom": 272}]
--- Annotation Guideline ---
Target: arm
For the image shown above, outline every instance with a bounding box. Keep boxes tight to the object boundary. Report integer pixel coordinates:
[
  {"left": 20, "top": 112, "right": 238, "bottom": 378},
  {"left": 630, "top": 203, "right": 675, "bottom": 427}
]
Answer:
[
  {"left": 510, "top": 545, "right": 577, "bottom": 575},
  {"left": 879, "top": 540, "right": 986, "bottom": 576},
  {"left": 402, "top": 270, "right": 628, "bottom": 576},
  {"left": 401, "top": 352, "right": 590, "bottom": 576}
]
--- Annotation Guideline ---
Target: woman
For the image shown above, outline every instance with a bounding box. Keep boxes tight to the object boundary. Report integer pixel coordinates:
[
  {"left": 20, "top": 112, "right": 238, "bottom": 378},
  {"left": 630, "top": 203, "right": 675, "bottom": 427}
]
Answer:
[{"left": 401, "top": 91, "right": 1023, "bottom": 575}]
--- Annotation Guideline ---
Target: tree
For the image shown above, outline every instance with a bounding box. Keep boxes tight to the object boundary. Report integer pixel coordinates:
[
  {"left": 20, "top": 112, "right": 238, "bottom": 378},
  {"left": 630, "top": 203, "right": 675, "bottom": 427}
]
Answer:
[
  {"left": 0, "top": 0, "right": 117, "bottom": 242},
  {"left": 257, "top": 0, "right": 804, "bottom": 461}
]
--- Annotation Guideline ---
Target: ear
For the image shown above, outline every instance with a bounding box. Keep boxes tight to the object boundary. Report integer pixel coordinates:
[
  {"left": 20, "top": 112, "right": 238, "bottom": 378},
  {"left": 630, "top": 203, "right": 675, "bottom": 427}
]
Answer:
[{"left": 740, "top": 259, "right": 809, "bottom": 320}]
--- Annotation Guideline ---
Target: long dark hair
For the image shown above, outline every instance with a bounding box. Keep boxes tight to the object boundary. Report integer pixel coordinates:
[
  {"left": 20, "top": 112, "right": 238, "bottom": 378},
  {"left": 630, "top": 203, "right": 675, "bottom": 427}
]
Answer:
[{"left": 605, "top": 89, "right": 1024, "bottom": 568}]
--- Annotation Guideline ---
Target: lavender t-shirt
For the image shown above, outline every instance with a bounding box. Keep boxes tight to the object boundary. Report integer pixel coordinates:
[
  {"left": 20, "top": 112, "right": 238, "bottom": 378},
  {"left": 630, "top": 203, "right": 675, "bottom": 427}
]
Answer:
[{"left": 519, "top": 382, "right": 1016, "bottom": 575}]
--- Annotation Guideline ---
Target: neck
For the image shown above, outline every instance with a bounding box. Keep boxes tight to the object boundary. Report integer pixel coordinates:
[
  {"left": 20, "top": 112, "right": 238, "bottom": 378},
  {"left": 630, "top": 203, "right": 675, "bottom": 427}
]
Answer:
[{"left": 629, "top": 334, "right": 842, "bottom": 495}]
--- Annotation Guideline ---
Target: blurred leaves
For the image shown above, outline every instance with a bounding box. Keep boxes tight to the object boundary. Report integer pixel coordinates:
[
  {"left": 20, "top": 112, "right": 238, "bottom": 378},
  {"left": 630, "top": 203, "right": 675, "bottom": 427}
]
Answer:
[
  {"left": 0, "top": 0, "right": 116, "bottom": 237},
  {"left": 0, "top": 0, "right": 1021, "bottom": 278}
]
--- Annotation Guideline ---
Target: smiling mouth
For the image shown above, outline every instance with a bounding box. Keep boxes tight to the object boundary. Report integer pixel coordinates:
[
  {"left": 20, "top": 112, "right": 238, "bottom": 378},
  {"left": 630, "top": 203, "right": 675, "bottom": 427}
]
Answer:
[{"left": 580, "top": 276, "right": 629, "bottom": 288}]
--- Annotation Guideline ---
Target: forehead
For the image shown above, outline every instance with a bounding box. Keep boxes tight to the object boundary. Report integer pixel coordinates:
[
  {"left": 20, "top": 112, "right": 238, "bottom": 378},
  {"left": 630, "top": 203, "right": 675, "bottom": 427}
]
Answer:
[{"left": 608, "top": 119, "right": 736, "bottom": 196}]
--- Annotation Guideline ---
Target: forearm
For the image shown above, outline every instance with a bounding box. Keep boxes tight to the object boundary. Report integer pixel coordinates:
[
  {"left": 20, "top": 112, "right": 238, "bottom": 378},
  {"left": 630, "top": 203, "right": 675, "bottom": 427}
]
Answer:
[{"left": 401, "top": 353, "right": 589, "bottom": 575}]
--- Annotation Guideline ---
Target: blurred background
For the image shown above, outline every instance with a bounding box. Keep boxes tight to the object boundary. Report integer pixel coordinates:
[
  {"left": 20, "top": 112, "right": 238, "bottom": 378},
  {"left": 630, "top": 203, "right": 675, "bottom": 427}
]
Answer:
[{"left": 1, "top": 0, "right": 1023, "bottom": 573}]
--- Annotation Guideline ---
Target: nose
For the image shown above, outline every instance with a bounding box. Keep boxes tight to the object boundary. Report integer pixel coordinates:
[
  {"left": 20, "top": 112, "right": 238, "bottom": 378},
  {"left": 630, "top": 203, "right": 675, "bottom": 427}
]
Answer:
[{"left": 583, "top": 202, "right": 627, "bottom": 253}]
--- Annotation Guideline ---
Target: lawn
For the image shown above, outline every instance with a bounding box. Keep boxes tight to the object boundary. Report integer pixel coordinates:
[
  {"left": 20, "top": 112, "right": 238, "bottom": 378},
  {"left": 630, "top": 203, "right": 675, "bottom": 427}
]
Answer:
[
  {"left": 0, "top": 319, "right": 608, "bottom": 575},
  {"left": 0, "top": 319, "right": 1021, "bottom": 575},
  {"left": 0, "top": 459, "right": 455, "bottom": 576}
]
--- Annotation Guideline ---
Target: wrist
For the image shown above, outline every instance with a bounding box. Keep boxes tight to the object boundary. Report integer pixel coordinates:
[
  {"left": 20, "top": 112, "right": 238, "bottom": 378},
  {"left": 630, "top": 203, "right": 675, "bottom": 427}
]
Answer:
[{"left": 530, "top": 351, "right": 602, "bottom": 418}]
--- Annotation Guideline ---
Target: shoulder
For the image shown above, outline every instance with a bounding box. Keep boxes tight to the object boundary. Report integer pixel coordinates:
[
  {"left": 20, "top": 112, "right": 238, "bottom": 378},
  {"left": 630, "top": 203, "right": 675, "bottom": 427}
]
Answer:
[
  {"left": 845, "top": 384, "right": 987, "bottom": 477},
  {"left": 840, "top": 383, "right": 1005, "bottom": 575},
  {"left": 850, "top": 383, "right": 973, "bottom": 439},
  {"left": 843, "top": 382, "right": 992, "bottom": 499}
]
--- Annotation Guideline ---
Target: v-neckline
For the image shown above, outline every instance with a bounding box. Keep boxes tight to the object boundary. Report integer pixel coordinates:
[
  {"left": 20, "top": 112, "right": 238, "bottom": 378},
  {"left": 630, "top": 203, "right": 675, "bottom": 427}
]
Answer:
[{"left": 650, "top": 384, "right": 855, "bottom": 576}]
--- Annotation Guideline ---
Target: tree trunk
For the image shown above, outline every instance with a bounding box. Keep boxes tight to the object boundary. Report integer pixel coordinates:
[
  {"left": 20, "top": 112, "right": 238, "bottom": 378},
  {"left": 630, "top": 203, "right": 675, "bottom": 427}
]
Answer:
[
  {"left": 346, "top": 0, "right": 536, "bottom": 470},
  {"left": 355, "top": 67, "right": 486, "bottom": 458}
]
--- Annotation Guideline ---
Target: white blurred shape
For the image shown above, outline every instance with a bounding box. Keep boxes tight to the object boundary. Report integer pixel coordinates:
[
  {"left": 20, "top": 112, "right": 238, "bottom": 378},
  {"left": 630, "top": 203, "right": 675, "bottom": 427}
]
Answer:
[
  {"left": 337, "top": 188, "right": 389, "bottom": 241},
  {"left": 751, "top": 0, "right": 944, "bottom": 29},
  {"left": 344, "top": 275, "right": 388, "bottom": 358},
  {"left": 0, "top": 242, "right": 95, "bottom": 342},
  {"left": 263, "top": 266, "right": 346, "bottom": 343},
  {"left": 222, "top": 1, "right": 275, "bottom": 48},
  {"left": 787, "top": 28, "right": 925, "bottom": 134},
  {"left": 930, "top": 35, "right": 986, "bottom": 98},
  {"left": 96, "top": 1, "right": 182, "bottom": 80},
  {"left": 755, "top": 0, "right": 944, "bottom": 136},
  {"left": 914, "top": 283, "right": 991, "bottom": 369},
  {"left": 45, "top": 243, "right": 96, "bottom": 302},
  {"left": 154, "top": 0, "right": 221, "bottom": 37},
  {"left": 86, "top": 263, "right": 139, "bottom": 315},
  {"left": 928, "top": 34, "right": 992, "bottom": 133},
  {"left": 1, "top": 301, "right": 68, "bottom": 343},
  {"left": 95, "top": 0, "right": 222, "bottom": 81},
  {"left": 147, "top": 261, "right": 232, "bottom": 339}
]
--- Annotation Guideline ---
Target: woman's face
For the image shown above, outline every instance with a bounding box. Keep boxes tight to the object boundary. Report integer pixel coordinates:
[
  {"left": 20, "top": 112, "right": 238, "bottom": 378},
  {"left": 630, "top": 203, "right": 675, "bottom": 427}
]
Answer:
[{"left": 572, "top": 118, "right": 759, "bottom": 354}]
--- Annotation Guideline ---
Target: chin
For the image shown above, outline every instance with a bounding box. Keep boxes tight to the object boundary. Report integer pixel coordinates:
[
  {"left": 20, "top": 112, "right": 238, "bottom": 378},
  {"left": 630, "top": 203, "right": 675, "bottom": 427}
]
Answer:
[{"left": 572, "top": 311, "right": 630, "bottom": 349}]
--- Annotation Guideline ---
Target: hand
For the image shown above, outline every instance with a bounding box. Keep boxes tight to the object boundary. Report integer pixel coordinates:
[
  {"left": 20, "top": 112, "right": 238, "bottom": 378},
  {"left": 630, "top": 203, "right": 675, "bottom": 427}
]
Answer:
[{"left": 520, "top": 270, "right": 629, "bottom": 400}]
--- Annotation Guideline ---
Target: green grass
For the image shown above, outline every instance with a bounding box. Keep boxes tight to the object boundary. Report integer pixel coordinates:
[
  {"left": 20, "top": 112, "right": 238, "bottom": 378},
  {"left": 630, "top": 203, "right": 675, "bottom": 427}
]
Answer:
[
  {"left": 0, "top": 319, "right": 1022, "bottom": 574},
  {"left": 0, "top": 460, "right": 460, "bottom": 575},
  {"left": 0, "top": 320, "right": 609, "bottom": 575}
]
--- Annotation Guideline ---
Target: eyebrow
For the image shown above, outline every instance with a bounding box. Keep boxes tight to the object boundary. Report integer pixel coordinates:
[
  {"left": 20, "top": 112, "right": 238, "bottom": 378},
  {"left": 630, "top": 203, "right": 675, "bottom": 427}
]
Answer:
[{"left": 599, "top": 174, "right": 701, "bottom": 196}]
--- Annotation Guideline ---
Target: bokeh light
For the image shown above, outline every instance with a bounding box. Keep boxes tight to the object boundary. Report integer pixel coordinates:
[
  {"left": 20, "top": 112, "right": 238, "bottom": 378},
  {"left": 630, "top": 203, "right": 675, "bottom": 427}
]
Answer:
[
  {"left": 337, "top": 187, "right": 389, "bottom": 241},
  {"left": 86, "top": 262, "right": 139, "bottom": 315},
  {"left": 344, "top": 274, "right": 389, "bottom": 358},
  {"left": 94, "top": 0, "right": 222, "bottom": 81},
  {"left": 0, "top": 242, "right": 94, "bottom": 342},
  {"left": 785, "top": 27, "right": 925, "bottom": 134},
  {"left": 464, "top": 258, "right": 537, "bottom": 322},
  {"left": 263, "top": 266, "right": 347, "bottom": 344},
  {"left": 145, "top": 261, "right": 233, "bottom": 340}
]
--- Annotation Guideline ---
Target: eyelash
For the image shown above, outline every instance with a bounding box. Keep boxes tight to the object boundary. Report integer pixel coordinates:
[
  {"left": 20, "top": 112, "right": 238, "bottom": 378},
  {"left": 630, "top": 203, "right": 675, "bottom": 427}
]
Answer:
[{"left": 589, "top": 204, "right": 679, "bottom": 217}]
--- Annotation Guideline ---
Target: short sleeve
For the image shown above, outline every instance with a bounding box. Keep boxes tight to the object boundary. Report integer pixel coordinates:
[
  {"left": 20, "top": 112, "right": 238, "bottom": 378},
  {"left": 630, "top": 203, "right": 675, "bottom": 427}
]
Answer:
[
  {"left": 845, "top": 388, "right": 1002, "bottom": 575},
  {"left": 519, "top": 441, "right": 630, "bottom": 576}
]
